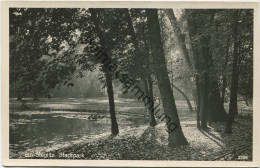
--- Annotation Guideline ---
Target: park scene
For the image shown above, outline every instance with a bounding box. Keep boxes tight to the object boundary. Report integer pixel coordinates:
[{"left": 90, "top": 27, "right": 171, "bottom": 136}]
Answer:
[{"left": 9, "top": 8, "right": 253, "bottom": 160}]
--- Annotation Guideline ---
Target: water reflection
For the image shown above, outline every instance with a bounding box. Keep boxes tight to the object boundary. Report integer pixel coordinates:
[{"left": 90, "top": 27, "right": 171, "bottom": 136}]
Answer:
[{"left": 10, "top": 111, "right": 148, "bottom": 158}]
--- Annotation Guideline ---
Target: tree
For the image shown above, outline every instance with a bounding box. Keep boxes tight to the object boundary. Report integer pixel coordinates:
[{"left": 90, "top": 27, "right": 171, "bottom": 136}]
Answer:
[
  {"left": 183, "top": 10, "right": 230, "bottom": 128},
  {"left": 9, "top": 8, "right": 78, "bottom": 102},
  {"left": 89, "top": 9, "right": 119, "bottom": 136},
  {"left": 146, "top": 9, "right": 188, "bottom": 146},
  {"left": 220, "top": 37, "right": 231, "bottom": 105},
  {"left": 159, "top": 9, "right": 194, "bottom": 112},
  {"left": 237, "top": 10, "right": 253, "bottom": 106},
  {"left": 10, "top": 8, "right": 121, "bottom": 136},
  {"left": 78, "top": 8, "right": 160, "bottom": 134},
  {"left": 162, "top": 9, "right": 210, "bottom": 128},
  {"left": 225, "top": 10, "right": 239, "bottom": 133},
  {"left": 126, "top": 9, "right": 157, "bottom": 126},
  {"left": 225, "top": 9, "right": 253, "bottom": 133}
]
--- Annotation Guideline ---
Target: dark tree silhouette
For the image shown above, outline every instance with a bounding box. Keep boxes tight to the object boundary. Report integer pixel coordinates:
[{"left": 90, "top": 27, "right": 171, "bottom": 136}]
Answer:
[{"left": 146, "top": 9, "right": 188, "bottom": 146}]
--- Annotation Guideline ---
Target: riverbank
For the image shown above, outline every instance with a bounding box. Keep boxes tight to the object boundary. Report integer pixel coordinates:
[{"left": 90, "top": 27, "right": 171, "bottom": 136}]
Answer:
[
  {"left": 26, "top": 116, "right": 252, "bottom": 160},
  {"left": 9, "top": 97, "right": 252, "bottom": 160}
]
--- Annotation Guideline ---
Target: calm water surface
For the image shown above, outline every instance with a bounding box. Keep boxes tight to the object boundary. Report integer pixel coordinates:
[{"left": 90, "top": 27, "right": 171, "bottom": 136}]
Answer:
[{"left": 10, "top": 110, "right": 148, "bottom": 158}]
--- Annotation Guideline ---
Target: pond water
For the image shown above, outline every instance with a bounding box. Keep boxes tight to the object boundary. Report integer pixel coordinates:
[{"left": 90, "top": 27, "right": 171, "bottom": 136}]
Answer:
[{"left": 9, "top": 110, "right": 148, "bottom": 158}]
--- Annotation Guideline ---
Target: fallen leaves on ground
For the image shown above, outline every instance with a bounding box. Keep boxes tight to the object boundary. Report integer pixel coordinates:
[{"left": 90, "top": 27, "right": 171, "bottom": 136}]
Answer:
[{"left": 46, "top": 116, "right": 252, "bottom": 160}]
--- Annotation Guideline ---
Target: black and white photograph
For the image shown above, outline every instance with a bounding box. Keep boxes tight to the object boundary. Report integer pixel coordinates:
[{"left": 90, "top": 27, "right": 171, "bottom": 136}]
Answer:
[{"left": 2, "top": 2, "right": 258, "bottom": 165}]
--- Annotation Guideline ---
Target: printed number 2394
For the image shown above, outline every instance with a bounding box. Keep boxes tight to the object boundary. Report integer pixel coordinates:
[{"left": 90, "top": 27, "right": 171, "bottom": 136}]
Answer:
[{"left": 238, "top": 155, "right": 248, "bottom": 160}]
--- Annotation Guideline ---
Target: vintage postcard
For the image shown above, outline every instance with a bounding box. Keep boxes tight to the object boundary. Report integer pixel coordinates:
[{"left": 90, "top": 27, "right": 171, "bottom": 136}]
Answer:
[{"left": 1, "top": 0, "right": 260, "bottom": 167}]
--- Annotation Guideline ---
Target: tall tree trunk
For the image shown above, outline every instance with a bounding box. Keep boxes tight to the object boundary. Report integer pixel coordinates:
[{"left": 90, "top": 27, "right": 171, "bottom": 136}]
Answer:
[
  {"left": 143, "top": 76, "right": 157, "bottom": 126},
  {"left": 185, "top": 19, "right": 201, "bottom": 128},
  {"left": 206, "top": 13, "right": 227, "bottom": 122},
  {"left": 126, "top": 9, "right": 157, "bottom": 126},
  {"left": 198, "top": 70, "right": 209, "bottom": 130},
  {"left": 185, "top": 10, "right": 227, "bottom": 126},
  {"left": 105, "top": 71, "right": 119, "bottom": 136},
  {"left": 165, "top": 9, "right": 196, "bottom": 112},
  {"left": 225, "top": 10, "right": 240, "bottom": 134},
  {"left": 196, "top": 34, "right": 211, "bottom": 130},
  {"left": 146, "top": 9, "right": 188, "bottom": 147},
  {"left": 90, "top": 9, "right": 119, "bottom": 136},
  {"left": 147, "top": 75, "right": 157, "bottom": 126},
  {"left": 165, "top": 9, "right": 200, "bottom": 125},
  {"left": 171, "top": 83, "right": 193, "bottom": 112},
  {"left": 191, "top": 35, "right": 208, "bottom": 129}
]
